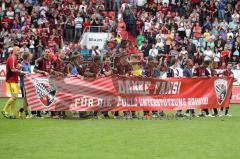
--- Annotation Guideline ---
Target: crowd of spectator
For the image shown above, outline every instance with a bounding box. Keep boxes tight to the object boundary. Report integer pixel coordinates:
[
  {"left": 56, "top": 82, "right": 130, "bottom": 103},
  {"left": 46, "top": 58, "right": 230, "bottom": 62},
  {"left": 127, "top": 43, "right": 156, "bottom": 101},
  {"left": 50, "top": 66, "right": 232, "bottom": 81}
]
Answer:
[{"left": 0, "top": 0, "right": 240, "bottom": 71}]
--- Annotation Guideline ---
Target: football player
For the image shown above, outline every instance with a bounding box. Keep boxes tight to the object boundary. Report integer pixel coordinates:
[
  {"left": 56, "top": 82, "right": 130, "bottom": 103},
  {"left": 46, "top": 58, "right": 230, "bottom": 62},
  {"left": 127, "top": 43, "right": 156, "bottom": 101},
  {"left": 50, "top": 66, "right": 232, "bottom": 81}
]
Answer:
[
  {"left": 219, "top": 63, "right": 234, "bottom": 117},
  {"left": 33, "top": 49, "right": 54, "bottom": 118},
  {"left": 2, "top": 46, "right": 28, "bottom": 119}
]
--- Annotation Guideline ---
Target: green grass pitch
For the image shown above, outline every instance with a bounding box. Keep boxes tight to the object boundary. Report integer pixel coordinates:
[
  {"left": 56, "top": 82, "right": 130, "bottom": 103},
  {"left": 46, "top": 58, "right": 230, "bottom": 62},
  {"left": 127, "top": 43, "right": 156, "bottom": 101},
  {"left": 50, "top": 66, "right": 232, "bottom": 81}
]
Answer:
[{"left": 0, "top": 98, "right": 240, "bottom": 159}]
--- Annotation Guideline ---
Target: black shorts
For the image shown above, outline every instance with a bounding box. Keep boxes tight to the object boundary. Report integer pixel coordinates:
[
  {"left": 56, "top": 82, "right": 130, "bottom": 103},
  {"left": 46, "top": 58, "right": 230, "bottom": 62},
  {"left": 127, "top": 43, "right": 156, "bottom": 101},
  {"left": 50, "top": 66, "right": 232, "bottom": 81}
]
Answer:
[{"left": 20, "top": 86, "right": 26, "bottom": 98}]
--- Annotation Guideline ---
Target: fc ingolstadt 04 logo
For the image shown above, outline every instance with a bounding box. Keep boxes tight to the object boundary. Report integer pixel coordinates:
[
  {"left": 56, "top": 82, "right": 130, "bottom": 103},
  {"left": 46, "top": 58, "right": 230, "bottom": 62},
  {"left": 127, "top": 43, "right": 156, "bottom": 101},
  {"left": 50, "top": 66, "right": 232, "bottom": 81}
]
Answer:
[
  {"left": 214, "top": 79, "right": 228, "bottom": 105},
  {"left": 33, "top": 78, "right": 57, "bottom": 107}
]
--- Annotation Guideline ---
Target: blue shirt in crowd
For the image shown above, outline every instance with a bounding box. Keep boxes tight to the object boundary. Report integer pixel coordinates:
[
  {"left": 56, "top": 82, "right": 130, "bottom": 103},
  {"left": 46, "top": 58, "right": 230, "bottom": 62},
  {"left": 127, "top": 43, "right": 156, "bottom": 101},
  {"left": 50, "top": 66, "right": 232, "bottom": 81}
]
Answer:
[{"left": 183, "top": 67, "right": 193, "bottom": 77}]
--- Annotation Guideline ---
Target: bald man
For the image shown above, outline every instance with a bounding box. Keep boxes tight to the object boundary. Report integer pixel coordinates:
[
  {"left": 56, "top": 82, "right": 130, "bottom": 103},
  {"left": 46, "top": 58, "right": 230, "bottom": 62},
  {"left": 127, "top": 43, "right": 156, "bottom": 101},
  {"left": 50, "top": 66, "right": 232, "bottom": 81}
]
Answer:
[{"left": 2, "top": 47, "right": 27, "bottom": 119}]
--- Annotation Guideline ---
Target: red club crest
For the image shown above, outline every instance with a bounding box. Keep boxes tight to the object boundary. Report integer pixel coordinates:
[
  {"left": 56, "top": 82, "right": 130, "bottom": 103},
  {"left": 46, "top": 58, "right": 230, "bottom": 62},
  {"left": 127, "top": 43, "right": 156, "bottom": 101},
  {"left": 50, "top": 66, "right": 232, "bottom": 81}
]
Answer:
[
  {"left": 214, "top": 79, "right": 228, "bottom": 105},
  {"left": 33, "top": 78, "right": 57, "bottom": 107}
]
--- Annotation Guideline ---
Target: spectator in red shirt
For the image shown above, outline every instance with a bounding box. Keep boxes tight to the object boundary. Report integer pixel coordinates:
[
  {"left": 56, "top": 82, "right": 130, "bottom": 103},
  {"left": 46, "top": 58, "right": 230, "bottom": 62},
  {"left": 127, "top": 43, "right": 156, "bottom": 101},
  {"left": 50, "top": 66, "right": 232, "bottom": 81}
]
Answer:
[
  {"left": 1, "top": 16, "right": 11, "bottom": 29},
  {"left": 221, "top": 47, "right": 231, "bottom": 63},
  {"left": 82, "top": 18, "right": 91, "bottom": 31}
]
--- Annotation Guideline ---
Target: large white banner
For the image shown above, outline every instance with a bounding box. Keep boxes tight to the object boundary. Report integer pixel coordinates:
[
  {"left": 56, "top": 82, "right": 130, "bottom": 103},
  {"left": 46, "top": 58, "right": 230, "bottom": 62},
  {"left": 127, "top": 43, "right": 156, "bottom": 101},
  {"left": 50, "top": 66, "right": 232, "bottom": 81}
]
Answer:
[{"left": 80, "top": 32, "right": 111, "bottom": 49}]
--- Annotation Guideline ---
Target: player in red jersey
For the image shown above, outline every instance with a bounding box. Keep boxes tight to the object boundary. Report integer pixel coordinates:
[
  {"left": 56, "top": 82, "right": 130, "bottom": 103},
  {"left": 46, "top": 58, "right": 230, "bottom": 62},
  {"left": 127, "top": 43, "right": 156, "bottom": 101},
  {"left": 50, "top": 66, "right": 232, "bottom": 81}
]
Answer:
[
  {"left": 1, "top": 46, "right": 28, "bottom": 119},
  {"left": 52, "top": 50, "right": 68, "bottom": 76},
  {"left": 33, "top": 49, "right": 54, "bottom": 118},
  {"left": 219, "top": 63, "right": 234, "bottom": 117},
  {"left": 194, "top": 61, "right": 214, "bottom": 117},
  {"left": 51, "top": 50, "right": 68, "bottom": 118}
]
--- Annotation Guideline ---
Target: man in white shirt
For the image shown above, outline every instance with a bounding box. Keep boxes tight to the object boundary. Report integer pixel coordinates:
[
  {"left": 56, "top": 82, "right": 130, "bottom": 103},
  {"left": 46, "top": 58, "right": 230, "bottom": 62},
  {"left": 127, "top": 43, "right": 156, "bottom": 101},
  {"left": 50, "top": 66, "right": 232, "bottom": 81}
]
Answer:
[
  {"left": 144, "top": 20, "right": 151, "bottom": 32},
  {"left": 6, "top": 8, "right": 14, "bottom": 20},
  {"left": 155, "top": 33, "right": 165, "bottom": 42},
  {"left": 39, "top": 2, "right": 48, "bottom": 17},
  {"left": 74, "top": 13, "right": 83, "bottom": 41},
  {"left": 149, "top": 44, "right": 159, "bottom": 57},
  {"left": 1, "top": 1, "right": 6, "bottom": 11},
  {"left": 214, "top": 51, "right": 221, "bottom": 63},
  {"left": 203, "top": 46, "right": 214, "bottom": 61},
  {"left": 232, "top": 10, "right": 240, "bottom": 23},
  {"left": 179, "top": 47, "right": 188, "bottom": 59},
  {"left": 170, "top": 58, "right": 181, "bottom": 77},
  {"left": 37, "top": 15, "right": 48, "bottom": 26},
  {"left": 79, "top": 1, "right": 87, "bottom": 13},
  {"left": 20, "top": 43, "right": 30, "bottom": 53}
]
